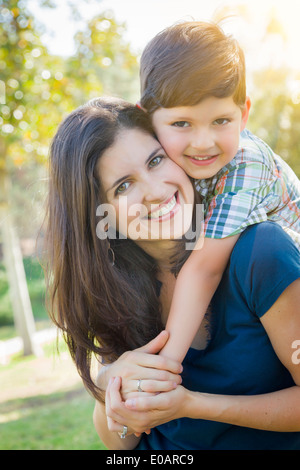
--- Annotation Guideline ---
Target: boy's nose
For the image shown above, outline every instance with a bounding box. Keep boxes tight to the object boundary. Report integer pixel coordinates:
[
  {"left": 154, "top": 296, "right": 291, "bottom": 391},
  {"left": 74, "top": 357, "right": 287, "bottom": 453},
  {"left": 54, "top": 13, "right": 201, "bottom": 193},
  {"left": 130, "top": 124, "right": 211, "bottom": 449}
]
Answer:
[{"left": 190, "top": 129, "right": 214, "bottom": 151}]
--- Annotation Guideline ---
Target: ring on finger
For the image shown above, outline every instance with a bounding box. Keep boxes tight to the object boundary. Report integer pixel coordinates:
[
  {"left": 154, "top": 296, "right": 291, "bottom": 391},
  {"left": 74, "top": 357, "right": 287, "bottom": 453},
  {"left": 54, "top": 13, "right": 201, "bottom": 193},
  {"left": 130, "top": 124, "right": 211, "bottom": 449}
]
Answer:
[
  {"left": 118, "top": 425, "right": 128, "bottom": 439},
  {"left": 137, "top": 379, "right": 144, "bottom": 392}
]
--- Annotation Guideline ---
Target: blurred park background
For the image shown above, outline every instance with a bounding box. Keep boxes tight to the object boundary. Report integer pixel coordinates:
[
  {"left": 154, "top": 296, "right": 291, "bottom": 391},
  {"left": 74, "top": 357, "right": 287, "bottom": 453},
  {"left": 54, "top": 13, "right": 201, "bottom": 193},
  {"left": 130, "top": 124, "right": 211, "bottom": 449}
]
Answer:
[{"left": 0, "top": 0, "right": 300, "bottom": 450}]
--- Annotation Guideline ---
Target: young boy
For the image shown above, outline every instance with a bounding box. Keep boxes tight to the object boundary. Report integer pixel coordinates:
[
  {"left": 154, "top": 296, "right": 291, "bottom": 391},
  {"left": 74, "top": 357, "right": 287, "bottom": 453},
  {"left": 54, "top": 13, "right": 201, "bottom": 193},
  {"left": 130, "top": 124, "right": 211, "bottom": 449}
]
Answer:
[{"left": 139, "top": 21, "right": 300, "bottom": 363}]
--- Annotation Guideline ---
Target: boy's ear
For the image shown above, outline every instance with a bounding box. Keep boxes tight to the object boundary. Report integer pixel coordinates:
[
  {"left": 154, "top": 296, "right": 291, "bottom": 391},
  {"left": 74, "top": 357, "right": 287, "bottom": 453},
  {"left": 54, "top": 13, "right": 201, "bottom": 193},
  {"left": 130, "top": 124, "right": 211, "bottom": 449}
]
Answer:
[
  {"left": 136, "top": 101, "right": 147, "bottom": 112},
  {"left": 240, "top": 96, "right": 251, "bottom": 131}
]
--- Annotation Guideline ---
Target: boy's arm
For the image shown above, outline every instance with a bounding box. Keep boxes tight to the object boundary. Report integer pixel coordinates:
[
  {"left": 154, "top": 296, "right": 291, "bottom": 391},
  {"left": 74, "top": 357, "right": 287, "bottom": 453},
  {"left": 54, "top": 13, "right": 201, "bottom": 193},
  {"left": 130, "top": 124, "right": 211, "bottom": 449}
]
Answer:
[{"left": 160, "top": 234, "right": 239, "bottom": 362}]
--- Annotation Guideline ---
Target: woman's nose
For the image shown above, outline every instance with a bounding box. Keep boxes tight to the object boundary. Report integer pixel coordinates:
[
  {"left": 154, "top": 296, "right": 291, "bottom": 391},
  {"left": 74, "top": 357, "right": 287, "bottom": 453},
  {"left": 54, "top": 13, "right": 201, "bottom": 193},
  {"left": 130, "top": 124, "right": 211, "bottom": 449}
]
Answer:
[{"left": 142, "top": 180, "right": 169, "bottom": 205}]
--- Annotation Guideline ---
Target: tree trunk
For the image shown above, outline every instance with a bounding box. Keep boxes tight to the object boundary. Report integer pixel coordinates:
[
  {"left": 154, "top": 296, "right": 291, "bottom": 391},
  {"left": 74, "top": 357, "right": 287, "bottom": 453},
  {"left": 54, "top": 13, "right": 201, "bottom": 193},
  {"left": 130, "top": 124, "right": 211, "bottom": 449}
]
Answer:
[{"left": 0, "top": 166, "right": 41, "bottom": 357}]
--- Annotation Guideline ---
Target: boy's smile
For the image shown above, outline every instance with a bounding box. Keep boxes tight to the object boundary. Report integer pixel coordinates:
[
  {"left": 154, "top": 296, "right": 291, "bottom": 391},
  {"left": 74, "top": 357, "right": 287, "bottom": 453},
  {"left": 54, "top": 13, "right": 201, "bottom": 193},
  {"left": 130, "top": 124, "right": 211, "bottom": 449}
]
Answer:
[{"left": 152, "top": 95, "right": 251, "bottom": 180}]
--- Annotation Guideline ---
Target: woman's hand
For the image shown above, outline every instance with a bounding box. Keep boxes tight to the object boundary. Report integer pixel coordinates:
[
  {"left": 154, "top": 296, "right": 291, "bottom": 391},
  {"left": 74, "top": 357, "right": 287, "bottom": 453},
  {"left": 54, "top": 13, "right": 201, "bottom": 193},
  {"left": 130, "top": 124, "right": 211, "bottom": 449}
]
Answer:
[
  {"left": 106, "top": 375, "right": 188, "bottom": 436},
  {"left": 97, "top": 331, "right": 183, "bottom": 400}
]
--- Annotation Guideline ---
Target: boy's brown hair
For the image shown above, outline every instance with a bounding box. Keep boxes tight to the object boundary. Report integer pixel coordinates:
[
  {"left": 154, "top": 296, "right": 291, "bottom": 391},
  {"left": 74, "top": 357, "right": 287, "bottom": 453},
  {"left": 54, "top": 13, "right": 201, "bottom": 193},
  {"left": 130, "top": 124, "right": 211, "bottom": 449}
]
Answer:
[{"left": 140, "top": 21, "right": 246, "bottom": 113}]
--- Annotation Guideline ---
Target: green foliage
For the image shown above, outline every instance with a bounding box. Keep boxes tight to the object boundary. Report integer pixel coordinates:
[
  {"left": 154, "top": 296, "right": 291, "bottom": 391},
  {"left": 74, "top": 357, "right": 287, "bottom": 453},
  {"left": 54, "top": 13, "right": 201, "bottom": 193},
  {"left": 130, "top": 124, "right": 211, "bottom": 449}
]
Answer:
[
  {"left": 248, "top": 67, "right": 300, "bottom": 178},
  {"left": 67, "top": 13, "right": 140, "bottom": 103},
  {"left": 0, "top": 0, "right": 140, "bottom": 245},
  {"left": 0, "top": 0, "right": 51, "bottom": 165},
  {"left": 0, "top": 0, "right": 139, "bottom": 172}
]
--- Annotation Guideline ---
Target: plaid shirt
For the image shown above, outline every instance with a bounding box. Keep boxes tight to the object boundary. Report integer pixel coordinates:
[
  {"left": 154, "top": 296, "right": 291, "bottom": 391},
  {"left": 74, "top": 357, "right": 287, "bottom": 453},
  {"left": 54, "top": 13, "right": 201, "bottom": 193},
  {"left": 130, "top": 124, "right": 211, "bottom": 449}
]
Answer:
[{"left": 195, "top": 129, "right": 300, "bottom": 249}]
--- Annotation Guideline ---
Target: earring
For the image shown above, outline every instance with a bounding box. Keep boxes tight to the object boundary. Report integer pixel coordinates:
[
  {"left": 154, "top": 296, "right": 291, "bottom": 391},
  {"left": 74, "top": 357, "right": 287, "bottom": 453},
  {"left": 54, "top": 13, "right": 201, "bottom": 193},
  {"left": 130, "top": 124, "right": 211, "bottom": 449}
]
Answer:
[{"left": 107, "top": 238, "right": 115, "bottom": 266}]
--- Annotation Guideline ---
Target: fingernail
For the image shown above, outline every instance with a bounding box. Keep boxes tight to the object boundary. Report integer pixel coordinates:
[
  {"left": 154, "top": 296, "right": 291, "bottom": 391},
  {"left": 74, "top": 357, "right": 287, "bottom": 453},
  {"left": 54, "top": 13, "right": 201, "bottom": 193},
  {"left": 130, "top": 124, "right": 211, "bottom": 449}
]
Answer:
[{"left": 173, "top": 382, "right": 178, "bottom": 388}]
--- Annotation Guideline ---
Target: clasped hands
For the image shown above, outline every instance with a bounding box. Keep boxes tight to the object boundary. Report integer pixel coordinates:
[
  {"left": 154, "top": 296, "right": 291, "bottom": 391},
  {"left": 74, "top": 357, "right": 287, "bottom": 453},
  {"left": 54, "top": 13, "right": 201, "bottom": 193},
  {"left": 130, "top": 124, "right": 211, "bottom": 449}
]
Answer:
[{"left": 101, "top": 330, "right": 185, "bottom": 437}]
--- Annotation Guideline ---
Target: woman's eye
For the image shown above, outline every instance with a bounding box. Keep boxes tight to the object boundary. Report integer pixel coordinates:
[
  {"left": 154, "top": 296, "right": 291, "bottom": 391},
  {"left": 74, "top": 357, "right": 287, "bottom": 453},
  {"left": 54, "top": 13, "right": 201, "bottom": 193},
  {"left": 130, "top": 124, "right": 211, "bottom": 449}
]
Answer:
[
  {"left": 115, "top": 181, "right": 130, "bottom": 195},
  {"left": 214, "top": 118, "right": 230, "bottom": 125},
  {"left": 171, "top": 121, "right": 190, "bottom": 128},
  {"left": 149, "top": 155, "right": 164, "bottom": 168}
]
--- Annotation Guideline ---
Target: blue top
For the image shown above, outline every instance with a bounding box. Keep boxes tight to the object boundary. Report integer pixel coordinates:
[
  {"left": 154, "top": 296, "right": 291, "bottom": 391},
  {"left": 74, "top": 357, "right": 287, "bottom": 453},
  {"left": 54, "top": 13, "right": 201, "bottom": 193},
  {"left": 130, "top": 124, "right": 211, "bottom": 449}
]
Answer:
[{"left": 135, "top": 222, "right": 300, "bottom": 450}]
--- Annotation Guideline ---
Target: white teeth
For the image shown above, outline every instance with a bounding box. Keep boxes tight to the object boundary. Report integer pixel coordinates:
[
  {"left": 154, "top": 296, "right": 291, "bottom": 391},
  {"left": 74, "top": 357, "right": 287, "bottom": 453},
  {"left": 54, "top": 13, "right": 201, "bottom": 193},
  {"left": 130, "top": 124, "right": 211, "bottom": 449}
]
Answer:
[
  {"left": 191, "top": 155, "right": 214, "bottom": 161},
  {"left": 148, "top": 195, "right": 176, "bottom": 219}
]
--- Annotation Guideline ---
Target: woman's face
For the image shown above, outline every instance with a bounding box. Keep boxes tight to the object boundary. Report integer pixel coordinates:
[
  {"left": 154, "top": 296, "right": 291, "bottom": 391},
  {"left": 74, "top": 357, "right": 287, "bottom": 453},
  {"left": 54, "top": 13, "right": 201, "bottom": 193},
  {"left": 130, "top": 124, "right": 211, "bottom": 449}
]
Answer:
[{"left": 98, "top": 128, "right": 194, "bottom": 245}]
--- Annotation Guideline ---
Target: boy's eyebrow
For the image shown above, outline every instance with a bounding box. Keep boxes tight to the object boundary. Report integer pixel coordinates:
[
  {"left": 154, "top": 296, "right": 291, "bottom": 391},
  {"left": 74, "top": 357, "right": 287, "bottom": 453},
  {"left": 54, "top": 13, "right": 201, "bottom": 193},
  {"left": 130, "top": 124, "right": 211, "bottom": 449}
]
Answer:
[
  {"left": 165, "top": 109, "right": 238, "bottom": 121},
  {"left": 213, "top": 111, "right": 236, "bottom": 118},
  {"left": 106, "top": 146, "right": 162, "bottom": 193}
]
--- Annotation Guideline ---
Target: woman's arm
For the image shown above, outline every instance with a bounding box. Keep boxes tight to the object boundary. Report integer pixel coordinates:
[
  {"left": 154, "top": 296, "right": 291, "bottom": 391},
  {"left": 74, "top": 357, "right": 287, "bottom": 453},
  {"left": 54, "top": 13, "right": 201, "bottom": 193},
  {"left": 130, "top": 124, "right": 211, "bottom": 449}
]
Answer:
[{"left": 124, "top": 278, "right": 300, "bottom": 432}]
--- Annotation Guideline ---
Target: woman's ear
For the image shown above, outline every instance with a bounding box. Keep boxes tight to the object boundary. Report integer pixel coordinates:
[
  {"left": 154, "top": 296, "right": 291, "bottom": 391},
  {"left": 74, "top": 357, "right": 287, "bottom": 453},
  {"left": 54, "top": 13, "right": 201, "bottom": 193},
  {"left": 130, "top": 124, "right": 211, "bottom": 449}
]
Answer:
[{"left": 240, "top": 96, "right": 251, "bottom": 131}]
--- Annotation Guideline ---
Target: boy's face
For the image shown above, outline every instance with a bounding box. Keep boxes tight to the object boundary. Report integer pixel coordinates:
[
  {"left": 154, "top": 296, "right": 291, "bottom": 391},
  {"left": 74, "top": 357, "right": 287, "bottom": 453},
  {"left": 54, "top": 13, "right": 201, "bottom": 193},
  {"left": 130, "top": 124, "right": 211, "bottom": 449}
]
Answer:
[{"left": 151, "top": 95, "right": 251, "bottom": 180}]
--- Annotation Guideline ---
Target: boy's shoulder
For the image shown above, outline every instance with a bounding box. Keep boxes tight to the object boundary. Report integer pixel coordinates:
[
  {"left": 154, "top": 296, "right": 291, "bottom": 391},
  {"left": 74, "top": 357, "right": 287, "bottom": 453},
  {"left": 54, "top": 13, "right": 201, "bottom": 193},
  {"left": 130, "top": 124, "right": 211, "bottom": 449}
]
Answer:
[{"left": 237, "top": 129, "right": 274, "bottom": 165}]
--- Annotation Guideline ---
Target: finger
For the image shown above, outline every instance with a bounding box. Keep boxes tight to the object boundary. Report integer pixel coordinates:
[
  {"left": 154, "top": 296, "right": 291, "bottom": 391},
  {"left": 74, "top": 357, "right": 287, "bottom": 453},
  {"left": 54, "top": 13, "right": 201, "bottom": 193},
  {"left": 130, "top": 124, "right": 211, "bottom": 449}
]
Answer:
[
  {"left": 107, "top": 415, "right": 121, "bottom": 433},
  {"left": 133, "top": 354, "right": 183, "bottom": 375},
  {"left": 109, "top": 376, "right": 125, "bottom": 413},
  {"left": 108, "top": 378, "right": 153, "bottom": 436},
  {"left": 106, "top": 377, "right": 127, "bottom": 424},
  {"left": 134, "top": 428, "right": 151, "bottom": 437},
  {"left": 125, "top": 390, "right": 174, "bottom": 412},
  {"left": 136, "top": 330, "right": 169, "bottom": 354},
  {"left": 129, "top": 368, "right": 182, "bottom": 385},
  {"left": 122, "top": 390, "right": 156, "bottom": 401},
  {"left": 138, "top": 379, "right": 178, "bottom": 394},
  {"left": 121, "top": 373, "right": 182, "bottom": 400},
  {"left": 106, "top": 380, "right": 124, "bottom": 432}
]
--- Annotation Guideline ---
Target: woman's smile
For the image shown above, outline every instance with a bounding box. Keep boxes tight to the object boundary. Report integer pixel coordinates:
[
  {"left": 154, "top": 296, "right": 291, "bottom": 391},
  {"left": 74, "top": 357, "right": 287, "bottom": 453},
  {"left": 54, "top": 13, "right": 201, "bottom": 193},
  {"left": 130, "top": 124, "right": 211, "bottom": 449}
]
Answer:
[{"left": 146, "top": 191, "right": 179, "bottom": 220}]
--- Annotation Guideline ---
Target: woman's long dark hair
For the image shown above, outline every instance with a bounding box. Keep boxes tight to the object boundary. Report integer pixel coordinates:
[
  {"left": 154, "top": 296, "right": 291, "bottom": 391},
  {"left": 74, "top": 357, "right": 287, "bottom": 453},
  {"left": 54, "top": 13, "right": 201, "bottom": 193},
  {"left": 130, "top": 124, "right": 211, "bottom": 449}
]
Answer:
[{"left": 43, "top": 97, "right": 168, "bottom": 399}]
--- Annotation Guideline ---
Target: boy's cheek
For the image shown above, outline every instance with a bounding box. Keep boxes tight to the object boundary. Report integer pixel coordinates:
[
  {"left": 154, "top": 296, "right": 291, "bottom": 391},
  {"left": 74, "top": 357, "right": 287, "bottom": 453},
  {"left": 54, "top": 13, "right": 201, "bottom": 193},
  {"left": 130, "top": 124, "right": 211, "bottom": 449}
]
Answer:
[
  {"left": 165, "top": 147, "right": 183, "bottom": 164},
  {"left": 159, "top": 134, "right": 181, "bottom": 155}
]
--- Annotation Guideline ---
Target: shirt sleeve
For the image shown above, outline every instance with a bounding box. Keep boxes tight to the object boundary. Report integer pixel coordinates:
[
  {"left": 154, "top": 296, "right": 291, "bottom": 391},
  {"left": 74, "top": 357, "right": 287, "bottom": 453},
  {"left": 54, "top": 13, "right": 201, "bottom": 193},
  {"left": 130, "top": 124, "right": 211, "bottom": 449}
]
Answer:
[
  {"left": 231, "top": 222, "right": 300, "bottom": 318},
  {"left": 203, "top": 157, "right": 282, "bottom": 238}
]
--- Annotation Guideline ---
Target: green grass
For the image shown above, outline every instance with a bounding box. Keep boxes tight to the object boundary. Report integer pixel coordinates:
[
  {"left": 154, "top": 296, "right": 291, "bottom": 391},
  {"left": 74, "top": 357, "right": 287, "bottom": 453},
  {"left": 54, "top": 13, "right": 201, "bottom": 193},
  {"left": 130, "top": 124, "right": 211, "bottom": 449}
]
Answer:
[
  {"left": 0, "top": 389, "right": 106, "bottom": 450},
  {"left": 0, "top": 258, "right": 108, "bottom": 449},
  {"left": 0, "top": 340, "right": 107, "bottom": 450}
]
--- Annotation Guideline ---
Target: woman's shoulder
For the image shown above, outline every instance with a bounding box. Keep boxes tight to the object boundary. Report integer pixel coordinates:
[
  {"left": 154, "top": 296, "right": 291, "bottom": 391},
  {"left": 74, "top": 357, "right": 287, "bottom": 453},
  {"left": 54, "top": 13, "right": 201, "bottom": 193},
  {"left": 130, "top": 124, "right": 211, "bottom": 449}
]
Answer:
[
  {"left": 233, "top": 222, "right": 300, "bottom": 266},
  {"left": 229, "top": 222, "right": 300, "bottom": 316}
]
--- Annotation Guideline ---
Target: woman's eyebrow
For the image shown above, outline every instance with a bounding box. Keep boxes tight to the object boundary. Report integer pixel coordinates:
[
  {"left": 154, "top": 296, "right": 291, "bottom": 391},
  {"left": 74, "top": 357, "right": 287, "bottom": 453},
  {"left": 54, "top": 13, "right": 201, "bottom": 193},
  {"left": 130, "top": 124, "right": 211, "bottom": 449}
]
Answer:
[
  {"left": 145, "top": 146, "right": 162, "bottom": 164},
  {"left": 107, "top": 146, "right": 162, "bottom": 193},
  {"left": 108, "top": 174, "right": 130, "bottom": 193}
]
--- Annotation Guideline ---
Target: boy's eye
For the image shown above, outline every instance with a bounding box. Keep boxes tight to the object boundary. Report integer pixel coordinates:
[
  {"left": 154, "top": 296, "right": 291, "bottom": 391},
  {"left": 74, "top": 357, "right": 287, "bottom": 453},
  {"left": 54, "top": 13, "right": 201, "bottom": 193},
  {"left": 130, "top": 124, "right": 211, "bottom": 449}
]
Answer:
[
  {"left": 213, "top": 118, "right": 230, "bottom": 125},
  {"left": 149, "top": 155, "right": 164, "bottom": 167},
  {"left": 115, "top": 181, "right": 130, "bottom": 195},
  {"left": 171, "top": 121, "right": 190, "bottom": 128}
]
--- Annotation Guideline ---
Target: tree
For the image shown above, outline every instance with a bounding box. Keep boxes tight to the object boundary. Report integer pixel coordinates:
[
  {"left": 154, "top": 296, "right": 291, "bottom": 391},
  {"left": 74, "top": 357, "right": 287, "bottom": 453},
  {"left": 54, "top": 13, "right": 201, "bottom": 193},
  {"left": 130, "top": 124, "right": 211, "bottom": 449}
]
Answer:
[
  {"left": 0, "top": 0, "right": 140, "bottom": 356},
  {"left": 65, "top": 12, "right": 140, "bottom": 105},
  {"left": 0, "top": 0, "right": 52, "bottom": 355}
]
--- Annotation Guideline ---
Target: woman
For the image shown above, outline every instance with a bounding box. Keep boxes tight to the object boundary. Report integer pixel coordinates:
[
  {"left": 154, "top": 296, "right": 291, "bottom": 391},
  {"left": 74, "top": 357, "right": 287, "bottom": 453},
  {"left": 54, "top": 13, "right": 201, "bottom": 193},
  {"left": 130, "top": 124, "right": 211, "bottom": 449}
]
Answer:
[{"left": 45, "top": 97, "right": 300, "bottom": 450}]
